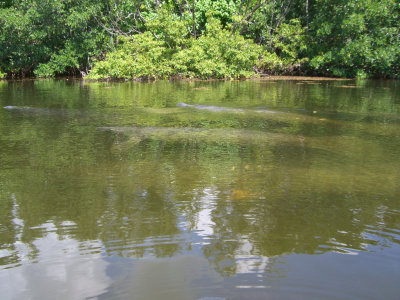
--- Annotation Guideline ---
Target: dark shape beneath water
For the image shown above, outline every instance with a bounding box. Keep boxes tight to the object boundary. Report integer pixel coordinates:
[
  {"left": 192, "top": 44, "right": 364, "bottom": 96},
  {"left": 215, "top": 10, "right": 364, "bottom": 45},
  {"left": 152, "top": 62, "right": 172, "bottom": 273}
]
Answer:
[
  {"left": 176, "top": 102, "right": 277, "bottom": 114},
  {"left": 97, "top": 126, "right": 294, "bottom": 146},
  {"left": 3, "top": 105, "right": 86, "bottom": 117}
]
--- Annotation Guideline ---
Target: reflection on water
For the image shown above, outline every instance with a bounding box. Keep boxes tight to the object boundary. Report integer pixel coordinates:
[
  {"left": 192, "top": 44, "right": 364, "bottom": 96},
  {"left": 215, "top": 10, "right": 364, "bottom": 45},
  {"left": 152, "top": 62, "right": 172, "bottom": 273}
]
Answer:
[
  {"left": 0, "top": 79, "right": 400, "bottom": 299},
  {"left": 0, "top": 205, "right": 110, "bottom": 300}
]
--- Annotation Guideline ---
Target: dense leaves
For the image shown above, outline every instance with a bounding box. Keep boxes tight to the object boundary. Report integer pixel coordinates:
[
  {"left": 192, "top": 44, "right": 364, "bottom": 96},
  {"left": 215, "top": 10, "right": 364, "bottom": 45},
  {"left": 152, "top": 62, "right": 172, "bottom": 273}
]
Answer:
[
  {"left": 0, "top": 0, "right": 399, "bottom": 79},
  {"left": 307, "top": 0, "right": 400, "bottom": 78},
  {"left": 89, "top": 14, "right": 261, "bottom": 79}
]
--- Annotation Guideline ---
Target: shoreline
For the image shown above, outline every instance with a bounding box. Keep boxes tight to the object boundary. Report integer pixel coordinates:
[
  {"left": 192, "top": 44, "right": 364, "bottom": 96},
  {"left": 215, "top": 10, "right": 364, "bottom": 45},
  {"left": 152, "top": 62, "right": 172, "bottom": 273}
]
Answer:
[{"left": 0, "top": 75, "right": 363, "bottom": 83}]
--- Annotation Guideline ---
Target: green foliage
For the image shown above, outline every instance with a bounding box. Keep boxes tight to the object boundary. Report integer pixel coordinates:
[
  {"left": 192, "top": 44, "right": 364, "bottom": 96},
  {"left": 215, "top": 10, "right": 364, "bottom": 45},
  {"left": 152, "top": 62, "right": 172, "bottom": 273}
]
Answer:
[
  {"left": 190, "top": 0, "right": 237, "bottom": 33},
  {"left": 307, "top": 0, "right": 400, "bottom": 78},
  {"left": 271, "top": 19, "right": 307, "bottom": 63},
  {"left": 257, "top": 51, "right": 285, "bottom": 73},
  {"left": 146, "top": 9, "right": 190, "bottom": 50},
  {"left": 0, "top": 0, "right": 108, "bottom": 77},
  {"left": 34, "top": 42, "right": 80, "bottom": 77},
  {"left": 173, "top": 16, "right": 261, "bottom": 78},
  {"left": 89, "top": 32, "right": 172, "bottom": 79},
  {"left": 0, "top": 6, "right": 41, "bottom": 76},
  {"left": 258, "top": 19, "right": 308, "bottom": 73},
  {"left": 89, "top": 15, "right": 261, "bottom": 79},
  {"left": 0, "top": 0, "right": 399, "bottom": 79}
]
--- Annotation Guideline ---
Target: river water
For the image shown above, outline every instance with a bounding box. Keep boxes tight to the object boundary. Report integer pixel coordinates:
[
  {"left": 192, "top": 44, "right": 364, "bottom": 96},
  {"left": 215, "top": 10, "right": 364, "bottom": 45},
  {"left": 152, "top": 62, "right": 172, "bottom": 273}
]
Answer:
[{"left": 0, "top": 78, "right": 399, "bottom": 299}]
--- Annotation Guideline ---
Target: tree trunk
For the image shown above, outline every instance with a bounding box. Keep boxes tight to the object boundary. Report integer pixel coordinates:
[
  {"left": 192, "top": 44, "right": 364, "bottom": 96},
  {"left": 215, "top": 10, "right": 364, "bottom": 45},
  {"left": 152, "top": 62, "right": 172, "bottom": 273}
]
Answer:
[
  {"left": 192, "top": 0, "right": 196, "bottom": 38},
  {"left": 306, "top": 0, "right": 309, "bottom": 30}
]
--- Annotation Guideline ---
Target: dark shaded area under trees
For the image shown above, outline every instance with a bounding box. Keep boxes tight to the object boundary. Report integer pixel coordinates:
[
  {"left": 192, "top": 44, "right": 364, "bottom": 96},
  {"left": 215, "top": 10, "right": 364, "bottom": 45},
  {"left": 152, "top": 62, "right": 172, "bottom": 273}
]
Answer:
[{"left": 0, "top": 0, "right": 399, "bottom": 79}]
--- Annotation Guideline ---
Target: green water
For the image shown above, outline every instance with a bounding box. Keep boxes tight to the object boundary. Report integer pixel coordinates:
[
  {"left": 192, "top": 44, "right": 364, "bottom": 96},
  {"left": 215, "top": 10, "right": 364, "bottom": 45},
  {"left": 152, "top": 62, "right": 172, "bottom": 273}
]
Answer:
[{"left": 0, "top": 79, "right": 399, "bottom": 300}]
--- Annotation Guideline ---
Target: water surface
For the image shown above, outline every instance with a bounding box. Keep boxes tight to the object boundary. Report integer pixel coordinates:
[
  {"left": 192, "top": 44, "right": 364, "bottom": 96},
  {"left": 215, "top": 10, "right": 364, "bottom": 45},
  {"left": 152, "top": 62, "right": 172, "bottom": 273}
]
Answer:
[{"left": 0, "top": 79, "right": 399, "bottom": 299}]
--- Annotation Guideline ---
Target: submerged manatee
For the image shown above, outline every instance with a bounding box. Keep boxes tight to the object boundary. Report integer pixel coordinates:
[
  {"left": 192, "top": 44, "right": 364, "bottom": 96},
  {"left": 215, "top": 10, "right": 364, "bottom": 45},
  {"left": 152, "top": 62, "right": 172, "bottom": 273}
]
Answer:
[
  {"left": 98, "top": 126, "right": 291, "bottom": 147},
  {"left": 176, "top": 102, "right": 240, "bottom": 112},
  {"left": 176, "top": 102, "right": 277, "bottom": 114},
  {"left": 3, "top": 105, "right": 87, "bottom": 118},
  {"left": 3, "top": 105, "right": 38, "bottom": 112}
]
